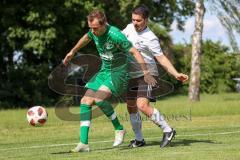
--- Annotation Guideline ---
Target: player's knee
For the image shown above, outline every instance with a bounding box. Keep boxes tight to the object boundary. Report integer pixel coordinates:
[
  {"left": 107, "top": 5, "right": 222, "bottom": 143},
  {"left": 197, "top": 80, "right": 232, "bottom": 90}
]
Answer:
[
  {"left": 137, "top": 101, "right": 149, "bottom": 112},
  {"left": 94, "top": 97, "right": 103, "bottom": 103},
  {"left": 81, "top": 96, "right": 94, "bottom": 105}
]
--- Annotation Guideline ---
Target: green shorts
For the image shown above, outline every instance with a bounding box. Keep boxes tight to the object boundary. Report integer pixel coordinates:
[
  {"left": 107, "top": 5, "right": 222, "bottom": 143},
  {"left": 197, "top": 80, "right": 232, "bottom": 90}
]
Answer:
[{"left": 85, "top": 66, "right": 129, "bottom": 96}]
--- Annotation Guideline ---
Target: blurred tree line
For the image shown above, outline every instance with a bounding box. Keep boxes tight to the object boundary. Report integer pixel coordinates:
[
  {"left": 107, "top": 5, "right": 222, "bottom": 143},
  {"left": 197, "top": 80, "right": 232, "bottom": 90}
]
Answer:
[
  {"left": 172, "top": 40, "right": 240, "bottom": 94},
  {"left": 0, "top": 0, "right": 238, "bottom": 108}
]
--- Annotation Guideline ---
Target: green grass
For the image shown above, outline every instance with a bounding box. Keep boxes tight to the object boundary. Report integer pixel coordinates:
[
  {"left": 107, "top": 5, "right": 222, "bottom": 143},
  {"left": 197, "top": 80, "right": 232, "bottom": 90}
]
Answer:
[{"left": 0, "top": 93, "right": 240, "bottom": 160}]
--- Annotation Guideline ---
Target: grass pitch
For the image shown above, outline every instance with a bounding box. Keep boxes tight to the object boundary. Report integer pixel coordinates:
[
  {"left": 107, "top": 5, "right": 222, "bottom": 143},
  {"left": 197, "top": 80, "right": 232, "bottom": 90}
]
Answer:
[{"left": 0, "top": 93, "right": 240, "bottom": 160}]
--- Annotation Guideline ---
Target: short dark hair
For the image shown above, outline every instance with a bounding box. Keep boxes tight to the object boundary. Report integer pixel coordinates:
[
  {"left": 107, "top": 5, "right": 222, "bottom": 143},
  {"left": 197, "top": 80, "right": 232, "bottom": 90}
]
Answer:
[
  {"left": 132, "top": 4, "right": 149, "bottom": 19},
  {"left": 87, "top": 10, "right": 107, "bottom": 25}
]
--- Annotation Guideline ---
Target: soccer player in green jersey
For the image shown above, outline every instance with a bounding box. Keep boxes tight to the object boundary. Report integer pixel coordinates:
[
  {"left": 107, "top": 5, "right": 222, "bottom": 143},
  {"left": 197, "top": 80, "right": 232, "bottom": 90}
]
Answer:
[{"left": 63, "top": 10, "right": 156, "bottom": 152}]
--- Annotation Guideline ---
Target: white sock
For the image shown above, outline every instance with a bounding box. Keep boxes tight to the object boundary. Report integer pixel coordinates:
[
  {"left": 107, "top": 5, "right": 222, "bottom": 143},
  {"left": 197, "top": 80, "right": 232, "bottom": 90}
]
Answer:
[
  {"left": 150, "top": 108, "right": 172, "bottom": 132},
  {"left": 130, "top": 112, "right": 143, "bottom": 141}
]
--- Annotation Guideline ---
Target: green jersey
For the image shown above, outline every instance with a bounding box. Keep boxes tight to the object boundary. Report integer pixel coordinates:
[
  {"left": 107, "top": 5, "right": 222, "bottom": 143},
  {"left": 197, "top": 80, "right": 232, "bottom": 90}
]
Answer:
[
  {"left": 86, "top": 25, "right": 132, "bottom": 96},
  {"left": 87, "top": 25, "right": 132, "bottom": 70}
]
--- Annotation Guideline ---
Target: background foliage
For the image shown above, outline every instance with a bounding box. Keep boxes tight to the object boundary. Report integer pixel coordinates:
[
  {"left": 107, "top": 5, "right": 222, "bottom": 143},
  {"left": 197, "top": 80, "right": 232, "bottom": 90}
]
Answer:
[
  {"left": 172, "top": 40, "right": 240, "bottom": 94},
  {"left": 0, "top": 0, "right": 239, "bottom": 107}
]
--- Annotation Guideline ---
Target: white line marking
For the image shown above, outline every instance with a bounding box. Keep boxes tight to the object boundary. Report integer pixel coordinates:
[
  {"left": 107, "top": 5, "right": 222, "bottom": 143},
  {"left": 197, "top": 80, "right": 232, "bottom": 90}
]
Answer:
[{"left": 0, "top": 130, "right": 240, "bottom": 151}]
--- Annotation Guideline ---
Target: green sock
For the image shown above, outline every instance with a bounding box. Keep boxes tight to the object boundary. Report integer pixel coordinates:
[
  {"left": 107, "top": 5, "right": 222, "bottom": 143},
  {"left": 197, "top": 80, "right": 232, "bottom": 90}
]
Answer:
[
  {"left": 96, "top": 101, "right": 123, "bottom": 130},
  {"left": 80, "top": 104, "right": 91, "bottom": 144}
]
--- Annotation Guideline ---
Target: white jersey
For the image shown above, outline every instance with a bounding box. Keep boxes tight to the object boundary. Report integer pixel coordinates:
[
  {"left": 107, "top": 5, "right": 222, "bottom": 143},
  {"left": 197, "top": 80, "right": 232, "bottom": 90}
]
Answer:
[{"left": 122, "top": 23, "right": 163, "bottom": 78}]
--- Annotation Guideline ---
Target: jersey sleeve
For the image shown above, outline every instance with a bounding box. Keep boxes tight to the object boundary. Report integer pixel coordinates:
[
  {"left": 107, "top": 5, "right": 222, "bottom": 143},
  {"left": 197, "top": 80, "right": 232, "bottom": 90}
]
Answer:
[
  {"left": 87, "top": 30, "right": 93, "bottom": 39},
  {"left": 121, "top": 26, "right": 128, "bottom": 36},
  {"left": 148, "top": 38, "right": 163, "bottom": 56},
  {"left": 121, "top": 24, "right": 132, "bottom": 38},
  {"left": 112, "top": 31, "right": 132, "bottom": 52}
]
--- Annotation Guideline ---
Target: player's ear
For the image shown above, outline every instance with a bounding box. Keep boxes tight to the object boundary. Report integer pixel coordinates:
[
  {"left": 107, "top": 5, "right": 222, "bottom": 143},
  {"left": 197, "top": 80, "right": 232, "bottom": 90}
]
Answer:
[{"left": 145, "top": 18, "right": 148, "bottom": 24}]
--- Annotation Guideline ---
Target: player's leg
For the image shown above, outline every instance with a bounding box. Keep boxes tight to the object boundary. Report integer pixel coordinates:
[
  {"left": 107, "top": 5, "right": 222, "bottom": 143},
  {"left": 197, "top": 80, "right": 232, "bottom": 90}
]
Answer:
[
  {"left": 136, "top": 97, "right": 176, "bottom": 148},
  {"left": 76, "top": 70, "right": 103, "bottom": 149},
  {"left": 136, "top": 77, "right": 175, "bottom": 148},
  {"left": 127, "top": 99, "right": 146, "bottom": 147},
  {"left": 94, "top": 85, "right": 125, "bottom": 147},
  {"left": 126, "top": 77, "right": 146, "bottom": 147},
  {"left": 71, "top": 89, "right": 95, "bottom": 152},
  {"left": 137, "top": 97, "right": 171, "bottom": 131}
]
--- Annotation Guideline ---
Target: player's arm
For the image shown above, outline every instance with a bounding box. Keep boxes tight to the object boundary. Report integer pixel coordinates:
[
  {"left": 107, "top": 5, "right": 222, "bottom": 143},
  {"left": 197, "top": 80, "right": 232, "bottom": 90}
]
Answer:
[
  {"left": 116, "top": 30, "right": 156, "bottom": 85},
  {"left": 148, "top": 37, "right": 188, "bottom": 82},
  {"left": 129, "top": 47, "right": 157, "bottom": 86},
  {"left": 155, "top": 55, "right": 188, "bottom": 82},
  {"left": 63, "top": 34, "right": 91, "bottom": 66}
]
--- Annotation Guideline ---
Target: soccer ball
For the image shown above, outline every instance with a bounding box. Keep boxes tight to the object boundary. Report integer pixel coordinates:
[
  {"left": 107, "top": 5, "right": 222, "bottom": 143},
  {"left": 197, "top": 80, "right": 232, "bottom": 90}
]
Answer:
[{"left": 27, "top": 106, "right": 48, "bottom": 126}]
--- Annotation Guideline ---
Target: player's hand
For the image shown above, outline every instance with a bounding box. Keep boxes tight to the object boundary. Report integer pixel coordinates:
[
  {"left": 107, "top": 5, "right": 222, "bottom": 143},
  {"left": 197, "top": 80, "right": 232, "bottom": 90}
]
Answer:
[
  {"left": 143, "top": 72, "right": 157, "bottom": 86},
  {"left": 175, "top": 73, "right": 188, "bottom": 82},
  {"left": 63, "top": 51, "right": 74, "bottom": 66}
]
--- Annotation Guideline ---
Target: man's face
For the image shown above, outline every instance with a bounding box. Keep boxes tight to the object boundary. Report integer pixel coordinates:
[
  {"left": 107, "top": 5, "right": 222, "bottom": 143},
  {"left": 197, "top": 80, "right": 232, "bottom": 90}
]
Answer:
[
  {"left": 88, "top": 18, "right": 106, "bottom": 36},
  {"left": 132, "top": 13, "right": 147, "bottom": 32}
]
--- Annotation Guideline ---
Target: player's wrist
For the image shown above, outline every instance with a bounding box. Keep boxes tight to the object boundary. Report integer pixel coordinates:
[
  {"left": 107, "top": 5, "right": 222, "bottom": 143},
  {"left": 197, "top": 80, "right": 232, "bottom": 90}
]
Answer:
[
  {"left": 174, "top": 73, "right": 180, "bottom": 79},
  {"left": 143, "top": 70, "right": 150, "bottom": 75},
  {"left": 70, "top": 50, "right": 76, "bottom": 55}
]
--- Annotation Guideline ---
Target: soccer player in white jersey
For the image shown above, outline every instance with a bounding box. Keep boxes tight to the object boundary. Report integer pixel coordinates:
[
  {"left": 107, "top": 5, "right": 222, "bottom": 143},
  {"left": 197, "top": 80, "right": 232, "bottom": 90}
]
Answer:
[{"left": 122, "top": 5, "right": 188, "bottom": 148}]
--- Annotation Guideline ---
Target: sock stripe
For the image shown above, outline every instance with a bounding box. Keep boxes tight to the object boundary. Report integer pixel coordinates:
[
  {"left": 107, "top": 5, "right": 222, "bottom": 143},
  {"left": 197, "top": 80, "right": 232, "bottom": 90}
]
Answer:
[
  {"left": 80, "top": 121, "right": 91, "bottom": 127},
  {"left": 108, "top": 112, "right": 117, "bottom": 120},
  {"left": 96, "top": 100, "right": 123, "bottom": 130}
]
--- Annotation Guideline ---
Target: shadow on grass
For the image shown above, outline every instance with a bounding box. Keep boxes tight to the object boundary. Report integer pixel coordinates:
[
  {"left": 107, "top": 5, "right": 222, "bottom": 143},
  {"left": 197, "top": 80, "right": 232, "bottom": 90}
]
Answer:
[
  {"left": 144, "top": 139, "right": 216, "bottom": 148},
  {"left": 51, "top": 151, "right": 73, "bottom": 155},
  {"left": 119, "top": 139, "right": 216, "bottom": 150},
  {"left": 50, "top": 146, "right": 125, "bottom": 154},
  {"left": 50, "top": 139, "right": 216, "bottom": 154},
  {"left": 171, "top": 139, "right": 216, "bottom": 147}
]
